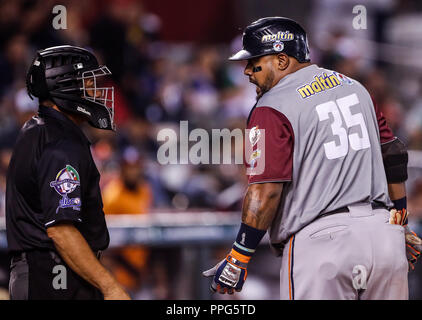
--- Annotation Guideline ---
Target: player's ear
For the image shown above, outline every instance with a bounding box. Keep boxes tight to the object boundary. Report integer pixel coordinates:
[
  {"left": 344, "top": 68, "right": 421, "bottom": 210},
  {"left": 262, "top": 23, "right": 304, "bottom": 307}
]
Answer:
[{"left": 276, "top": 53, "right": 289, "bottom": 71}]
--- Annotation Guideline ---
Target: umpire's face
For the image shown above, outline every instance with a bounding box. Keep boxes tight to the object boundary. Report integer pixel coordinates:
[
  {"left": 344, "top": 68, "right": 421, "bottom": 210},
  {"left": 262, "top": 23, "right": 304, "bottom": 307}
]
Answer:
[{"left": 84, "top": 78, "right": 103, "bottom": 98}]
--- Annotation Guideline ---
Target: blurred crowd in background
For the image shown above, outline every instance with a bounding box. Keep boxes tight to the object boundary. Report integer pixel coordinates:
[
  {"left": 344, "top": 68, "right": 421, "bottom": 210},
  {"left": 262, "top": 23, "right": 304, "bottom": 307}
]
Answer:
[{"left": 1, "top": 0, "right": 422, "bottom": 299}]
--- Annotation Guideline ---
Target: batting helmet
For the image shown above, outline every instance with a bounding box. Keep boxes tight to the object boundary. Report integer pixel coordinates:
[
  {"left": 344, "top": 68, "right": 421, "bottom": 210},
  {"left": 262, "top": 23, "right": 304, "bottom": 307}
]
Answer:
[
  {"left": 229, "top": 17, "right": 310, "bottom": 63},
  {"left": 26, "top": 45, "right": 115, "bottom": 130}
]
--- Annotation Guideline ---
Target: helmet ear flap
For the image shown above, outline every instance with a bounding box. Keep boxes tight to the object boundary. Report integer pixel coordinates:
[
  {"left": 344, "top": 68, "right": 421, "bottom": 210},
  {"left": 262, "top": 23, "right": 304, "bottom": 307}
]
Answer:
[{"left": 26, "top": 54, "right": 49, "bottom": 100}]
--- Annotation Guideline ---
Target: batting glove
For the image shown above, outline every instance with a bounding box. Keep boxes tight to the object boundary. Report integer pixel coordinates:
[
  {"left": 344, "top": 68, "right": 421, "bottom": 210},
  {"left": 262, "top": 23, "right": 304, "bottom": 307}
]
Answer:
[
  {"left": 389, "top": 209, "right": 422, "bottom": 270},
  {"left": 202, "top": 250, "right": 249, "bottom": 294}
]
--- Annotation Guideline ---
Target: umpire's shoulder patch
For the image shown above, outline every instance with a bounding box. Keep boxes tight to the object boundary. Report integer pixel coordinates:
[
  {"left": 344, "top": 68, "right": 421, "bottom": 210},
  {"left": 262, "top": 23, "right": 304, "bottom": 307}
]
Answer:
[{"left": 49, "top": 164, "right": 81, "bottom": 213}]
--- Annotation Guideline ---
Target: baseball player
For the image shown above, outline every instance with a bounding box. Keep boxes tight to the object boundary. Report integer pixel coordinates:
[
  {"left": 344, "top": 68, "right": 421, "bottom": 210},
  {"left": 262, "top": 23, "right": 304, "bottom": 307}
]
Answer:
[
  {"left": 6, "top": 45, "right": 130, "bottom": 300},
  {"left": 203, "top": 17, "right": 422, "bottom": 299}
]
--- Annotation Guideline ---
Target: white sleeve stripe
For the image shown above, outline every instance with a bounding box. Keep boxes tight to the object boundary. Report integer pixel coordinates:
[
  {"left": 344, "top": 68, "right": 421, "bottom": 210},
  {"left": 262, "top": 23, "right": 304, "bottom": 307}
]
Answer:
[{"left": 45, "top": 218, "right": 82, "bottom": 227}]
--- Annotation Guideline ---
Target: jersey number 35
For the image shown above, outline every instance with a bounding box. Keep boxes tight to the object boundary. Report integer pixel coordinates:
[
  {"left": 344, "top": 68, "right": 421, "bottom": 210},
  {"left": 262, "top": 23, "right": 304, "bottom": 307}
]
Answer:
[{"left": 316, "top": 93, "right": 371, "bottom": 160}]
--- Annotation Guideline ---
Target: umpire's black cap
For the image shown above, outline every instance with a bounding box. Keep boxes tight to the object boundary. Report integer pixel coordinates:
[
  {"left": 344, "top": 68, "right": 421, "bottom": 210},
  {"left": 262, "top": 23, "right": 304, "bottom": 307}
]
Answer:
[{"left": 229, "top": 17, "right": 310, "bottom": 63}]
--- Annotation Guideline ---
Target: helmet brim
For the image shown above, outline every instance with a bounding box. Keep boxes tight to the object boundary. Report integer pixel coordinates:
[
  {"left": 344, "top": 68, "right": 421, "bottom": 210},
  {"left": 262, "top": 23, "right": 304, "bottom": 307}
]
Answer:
[
  {"left": 228, "top": 49, "right": 273, "bottom": 61},
  {"left": 228, "top": 49, "right": 254, "bottom": 61}
]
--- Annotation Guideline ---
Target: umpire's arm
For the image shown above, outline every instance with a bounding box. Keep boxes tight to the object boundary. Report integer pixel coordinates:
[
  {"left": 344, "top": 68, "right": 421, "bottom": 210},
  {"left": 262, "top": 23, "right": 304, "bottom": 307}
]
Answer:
[
  {"left": 37, "top": 143, "right": 130, "bottom": 299},
  {"left": 47, "top": 222, "right": 130, "bottom": 300}
]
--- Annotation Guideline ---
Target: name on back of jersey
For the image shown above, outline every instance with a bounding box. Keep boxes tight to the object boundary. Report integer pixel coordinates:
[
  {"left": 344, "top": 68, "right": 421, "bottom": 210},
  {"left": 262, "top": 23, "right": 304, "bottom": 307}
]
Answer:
[{"left": 296, "top": 71, "right": 353, "bottom": 99}]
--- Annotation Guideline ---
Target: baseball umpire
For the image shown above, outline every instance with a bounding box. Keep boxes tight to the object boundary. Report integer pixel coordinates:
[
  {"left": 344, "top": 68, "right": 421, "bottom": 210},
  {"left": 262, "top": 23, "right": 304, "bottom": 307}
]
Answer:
[
  {"left": 6, "top": 45, "right": 130, "bottom": 300},
  {"left": 203, "top": 17, "right": 422, "bottom": 299}
]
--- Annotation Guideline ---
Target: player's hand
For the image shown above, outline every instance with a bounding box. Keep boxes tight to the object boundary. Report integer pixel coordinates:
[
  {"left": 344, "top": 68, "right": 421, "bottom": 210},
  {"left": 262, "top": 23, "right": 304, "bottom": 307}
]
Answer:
[
  {"left": 202, "top": 254, "right": 248, "bottom": 294},
  {"left": 102, "top": 283, "right": 132, "bottom": 300},
  {"left": 389, "top": 209, "right": 422, "bottom": 270},
  {"left": 404, "top": 225, "right": 422, "bottom": 270},
  {"left": 389, "top": 208, "right": 409, "bottom": 225}
]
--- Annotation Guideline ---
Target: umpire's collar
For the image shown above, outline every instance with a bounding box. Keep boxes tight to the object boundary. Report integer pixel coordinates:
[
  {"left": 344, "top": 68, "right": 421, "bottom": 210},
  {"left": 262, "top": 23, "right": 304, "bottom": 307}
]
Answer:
[{"left": 38, "top": 105, "right": 91, "bottom": 146}]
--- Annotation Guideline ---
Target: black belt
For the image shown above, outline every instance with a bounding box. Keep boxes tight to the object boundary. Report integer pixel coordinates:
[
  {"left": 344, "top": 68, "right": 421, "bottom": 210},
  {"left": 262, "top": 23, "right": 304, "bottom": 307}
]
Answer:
[{"left": 319, "top": 202, "right": 388, "bottom": 218}]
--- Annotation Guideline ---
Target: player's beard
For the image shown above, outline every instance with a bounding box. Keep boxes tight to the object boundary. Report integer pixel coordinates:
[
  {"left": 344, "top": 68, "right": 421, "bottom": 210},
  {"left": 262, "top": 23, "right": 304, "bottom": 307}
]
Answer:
[{"left": 256, "top": 69, "right": 275, "bottom": 100}]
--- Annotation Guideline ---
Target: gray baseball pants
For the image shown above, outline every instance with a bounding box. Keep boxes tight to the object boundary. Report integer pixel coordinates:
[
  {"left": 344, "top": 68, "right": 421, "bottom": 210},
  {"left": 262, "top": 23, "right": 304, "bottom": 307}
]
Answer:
[{"left": 280, "top": 203, "right": 408, "bottom": 300}]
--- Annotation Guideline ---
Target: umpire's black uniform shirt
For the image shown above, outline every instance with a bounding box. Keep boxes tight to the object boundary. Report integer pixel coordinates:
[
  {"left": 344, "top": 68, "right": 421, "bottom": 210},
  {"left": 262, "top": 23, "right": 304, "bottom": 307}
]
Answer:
[{"left": 6, "top": 105, "right": 110, "bottom": 255}]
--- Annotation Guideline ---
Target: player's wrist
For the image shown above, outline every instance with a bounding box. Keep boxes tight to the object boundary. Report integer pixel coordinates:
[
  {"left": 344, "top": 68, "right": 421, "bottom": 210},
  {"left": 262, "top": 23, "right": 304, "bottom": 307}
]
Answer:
[
  {"left": 230, "top": 223, "right": 266, "bottom": 263},
  {"left": 228, "top": 248, "right": 251, "bottom": 265},
  {"left": 392, "top": 197, "right": 406, "bottom": 211}
]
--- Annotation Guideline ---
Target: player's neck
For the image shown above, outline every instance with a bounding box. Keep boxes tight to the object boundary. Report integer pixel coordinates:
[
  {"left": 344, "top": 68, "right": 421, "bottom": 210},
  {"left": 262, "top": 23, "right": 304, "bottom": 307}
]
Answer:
[
  {"left": 271, "top": 62, "right": 312, "bottom": 89},
  {"left": 292, "top": 62, "right": 312, "bottom": 73}
]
